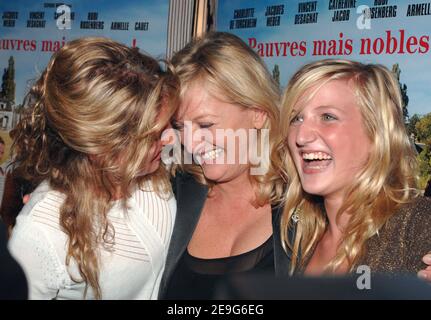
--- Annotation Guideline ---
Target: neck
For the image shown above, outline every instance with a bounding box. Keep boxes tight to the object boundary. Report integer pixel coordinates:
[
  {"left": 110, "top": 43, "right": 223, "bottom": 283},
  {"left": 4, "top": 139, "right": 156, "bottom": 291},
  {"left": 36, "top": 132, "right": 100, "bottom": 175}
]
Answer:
[
  {"left": 211, "top": 171, "right": 257, "bottom": 205},
  {"left": 323, "top": 195, "right": 349, "bottom": 240}
]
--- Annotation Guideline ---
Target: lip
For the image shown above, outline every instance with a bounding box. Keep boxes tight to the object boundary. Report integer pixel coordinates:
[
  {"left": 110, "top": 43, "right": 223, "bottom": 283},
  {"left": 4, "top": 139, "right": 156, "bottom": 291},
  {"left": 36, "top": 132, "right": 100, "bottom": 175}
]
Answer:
[
  {"left": 299, "top": 149, "right": 332, "bottom": 157},
  {"left": 192, "top": 143, "right": 224, "bottom": 165},
  {"left": 298, "top": 149, "right": 333, "bottom": 174}
]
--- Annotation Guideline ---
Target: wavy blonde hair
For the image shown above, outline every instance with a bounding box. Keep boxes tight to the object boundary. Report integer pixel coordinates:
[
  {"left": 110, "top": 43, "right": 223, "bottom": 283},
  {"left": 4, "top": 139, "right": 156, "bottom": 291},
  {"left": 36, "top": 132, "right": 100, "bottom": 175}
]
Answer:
[
  {"left": 170, "top": 31, "right": 285, "bottom": 205},
  {"left": 11, "top": 37, "right": 178, "bottom": 298},
  {"left": 279, "top": 59, "right": 419, "bottom": 274}
]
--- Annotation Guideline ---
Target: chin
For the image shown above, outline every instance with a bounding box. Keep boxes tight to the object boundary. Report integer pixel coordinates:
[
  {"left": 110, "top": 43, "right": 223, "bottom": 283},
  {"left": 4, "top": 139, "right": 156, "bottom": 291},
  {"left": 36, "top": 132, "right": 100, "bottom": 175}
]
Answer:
[
  {"left": 201, "top": 165, "right": 230, "bottom": 182},
  {"left": 301, "top": 182, "right": 328, "bottom": 197},
  {"left": 202, "top": 170, "right": 225, "bottom": 182}
]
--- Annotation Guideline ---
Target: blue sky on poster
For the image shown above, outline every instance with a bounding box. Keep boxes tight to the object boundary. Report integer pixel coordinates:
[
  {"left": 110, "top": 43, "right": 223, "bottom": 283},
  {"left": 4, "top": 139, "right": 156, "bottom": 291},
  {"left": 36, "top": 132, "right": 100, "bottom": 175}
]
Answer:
[
  {"left": 217, "top": 0, "right": 431, "bottom": 116},
  {"left": 0, "top": 0, "right": 169, "bottom": 106}
]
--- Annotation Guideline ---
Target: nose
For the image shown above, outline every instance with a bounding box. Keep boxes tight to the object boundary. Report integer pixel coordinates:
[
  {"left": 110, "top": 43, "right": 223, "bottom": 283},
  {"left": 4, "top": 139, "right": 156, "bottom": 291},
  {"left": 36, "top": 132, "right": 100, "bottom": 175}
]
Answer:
[{"left": 295, "top": 120, "right": 317, "bottom": 146}]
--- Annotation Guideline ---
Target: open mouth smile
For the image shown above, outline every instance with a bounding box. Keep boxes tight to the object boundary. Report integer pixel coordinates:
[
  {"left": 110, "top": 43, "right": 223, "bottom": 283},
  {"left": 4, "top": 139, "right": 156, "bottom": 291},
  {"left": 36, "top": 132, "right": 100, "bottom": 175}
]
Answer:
[{"left": 300, "top": 151, "right": 333, "bottom": 172}]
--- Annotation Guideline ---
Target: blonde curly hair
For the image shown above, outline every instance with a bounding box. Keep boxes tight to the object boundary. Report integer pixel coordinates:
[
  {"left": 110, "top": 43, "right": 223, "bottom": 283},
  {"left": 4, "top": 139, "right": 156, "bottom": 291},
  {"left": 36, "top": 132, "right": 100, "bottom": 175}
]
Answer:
[{"left": 11, "top": 37, "right": 178, "bottom": 298}]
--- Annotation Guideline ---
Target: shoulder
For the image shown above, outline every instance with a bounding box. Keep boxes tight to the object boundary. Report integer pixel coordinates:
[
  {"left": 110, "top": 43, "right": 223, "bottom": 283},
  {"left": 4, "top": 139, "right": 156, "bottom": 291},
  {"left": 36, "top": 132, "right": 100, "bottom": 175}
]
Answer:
[
  {"left": 363, "top": 196, "right": 431, "bottom": 273},
  {"left": 385, "top": 196, "right": 431, "bottom": 251},
  {"left": 17, "top": 182, "right": 64, "bottom": 222},
  {"left": 391, "top": 196, "right": 431, "bottom": 225},
  {"left": 11, "top": 181, "right": 66, "bottom": 245}
]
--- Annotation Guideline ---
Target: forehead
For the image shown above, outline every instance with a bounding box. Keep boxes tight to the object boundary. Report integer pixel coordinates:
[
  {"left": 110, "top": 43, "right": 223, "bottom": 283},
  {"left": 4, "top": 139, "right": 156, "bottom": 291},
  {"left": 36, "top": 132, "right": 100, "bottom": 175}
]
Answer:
[
  {"left": 176, "top": 83, "right": 225, "bottom": 119},
  {"left": 295, "top": 79, "right": 358, "bottom": 111}
]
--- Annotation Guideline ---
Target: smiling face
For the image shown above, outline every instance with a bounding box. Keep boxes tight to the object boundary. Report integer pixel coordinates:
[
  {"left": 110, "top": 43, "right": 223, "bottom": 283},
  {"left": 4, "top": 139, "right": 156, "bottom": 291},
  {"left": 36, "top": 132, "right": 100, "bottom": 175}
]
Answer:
[
  {"left": 287, "top": 79, "right": 371, "bottom": 202},
  {"left": 173, "top": 83, "right": 265, "bottom": 183}
]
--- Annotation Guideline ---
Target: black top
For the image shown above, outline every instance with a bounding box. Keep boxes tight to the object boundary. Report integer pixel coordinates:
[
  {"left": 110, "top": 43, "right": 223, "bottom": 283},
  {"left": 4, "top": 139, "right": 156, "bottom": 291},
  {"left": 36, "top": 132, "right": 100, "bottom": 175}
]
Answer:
[
  {"left": 158, "top": 171, "right": 291, "bottom": 299},
  {"left": 165, "top": 236, "right": 274, "bottom": 299}
]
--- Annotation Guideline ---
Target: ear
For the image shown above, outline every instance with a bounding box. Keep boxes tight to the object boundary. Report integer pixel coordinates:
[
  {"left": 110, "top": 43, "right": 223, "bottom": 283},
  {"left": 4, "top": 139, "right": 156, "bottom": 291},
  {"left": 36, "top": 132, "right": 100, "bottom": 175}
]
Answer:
[{"left": 251, "top": 108, "right": 268, "bottom": 129}]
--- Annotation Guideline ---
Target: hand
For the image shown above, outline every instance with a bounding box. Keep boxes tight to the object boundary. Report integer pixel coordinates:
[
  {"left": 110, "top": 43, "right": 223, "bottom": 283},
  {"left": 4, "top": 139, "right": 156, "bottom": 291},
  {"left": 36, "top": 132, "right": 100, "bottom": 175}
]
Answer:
[
  {"left": 22, "top": 194, "right": 30, "bottom": 205},
  {"left": 418, "top": 252, "right": 431, "bottom": 282}
]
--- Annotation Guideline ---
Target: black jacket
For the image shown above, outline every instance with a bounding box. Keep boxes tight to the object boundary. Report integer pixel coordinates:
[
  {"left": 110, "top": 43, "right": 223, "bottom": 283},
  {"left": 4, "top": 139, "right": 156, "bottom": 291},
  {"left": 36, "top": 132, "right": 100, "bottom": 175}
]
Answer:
[{"left": 158, "top": 171, "right": 290, "bottom": 299}]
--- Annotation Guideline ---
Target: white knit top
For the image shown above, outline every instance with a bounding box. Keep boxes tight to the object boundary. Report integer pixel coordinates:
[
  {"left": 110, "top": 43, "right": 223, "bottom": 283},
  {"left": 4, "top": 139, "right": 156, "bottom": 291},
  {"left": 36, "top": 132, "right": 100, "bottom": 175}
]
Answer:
[{"left": 8, "top": 181, "right": 176, "bottom": 300}]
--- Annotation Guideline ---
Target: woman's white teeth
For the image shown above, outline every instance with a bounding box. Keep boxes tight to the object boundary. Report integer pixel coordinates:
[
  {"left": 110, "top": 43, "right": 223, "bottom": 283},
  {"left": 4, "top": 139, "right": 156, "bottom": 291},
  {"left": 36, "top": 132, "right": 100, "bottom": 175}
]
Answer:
[
  {"left": 302, "top": 152, "right": 332, "bottom": 160},
  {"left": 202, "top": 148, "right": 223, "bottom": 160}
]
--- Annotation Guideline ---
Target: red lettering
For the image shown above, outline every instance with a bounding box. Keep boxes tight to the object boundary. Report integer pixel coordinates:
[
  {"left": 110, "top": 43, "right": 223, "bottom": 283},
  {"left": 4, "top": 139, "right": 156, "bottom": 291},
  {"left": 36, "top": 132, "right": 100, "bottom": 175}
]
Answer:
[
  {"left": 344, "top": 39, "right": 353, "bottom": 55},
  {"left": 282, "top": 42, "right": 289, "bottom": 56},
  {"left": 299, "top": 41, "right": 307, "bottom": 56},
  {"left": 399, "top": 29, "right": 405, "bottom": 54},
  {"left": 406, "top": 36, "right": 418, "bottom": 54},
  {"left": 373, "top": 38, "right": 384, "bottom": 54},
  {"left": 385, "top": 30, "right": 397, "bottom": 54},
  {"left": 290, "top": 41, "right": 298, "bottom": 56},
  {"left": 360, "top": 38, "right": 372, "bottom": 55},
  {"left": 419, "top": 36, "right": 430, "bottom": 54}
]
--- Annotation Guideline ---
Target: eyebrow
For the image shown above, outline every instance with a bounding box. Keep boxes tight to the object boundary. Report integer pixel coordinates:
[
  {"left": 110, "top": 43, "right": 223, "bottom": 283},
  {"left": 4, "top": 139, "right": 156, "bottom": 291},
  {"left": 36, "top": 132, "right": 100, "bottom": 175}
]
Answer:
[
  {"left": 175, "top": 113, "right": 219, "bottom": 121},
  {"left": 194, "top": 114, "right": 219, "bottom": 120},
  {"left": 314, "top": 105, "right": 346, "bottom": 112}
]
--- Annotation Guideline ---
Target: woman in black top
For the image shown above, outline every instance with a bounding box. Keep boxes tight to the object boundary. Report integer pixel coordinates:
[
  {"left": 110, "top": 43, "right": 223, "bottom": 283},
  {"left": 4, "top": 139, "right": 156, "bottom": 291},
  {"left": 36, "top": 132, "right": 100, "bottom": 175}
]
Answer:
[{"left": 159, "top": 32, "right": 288, "bottom": 299}]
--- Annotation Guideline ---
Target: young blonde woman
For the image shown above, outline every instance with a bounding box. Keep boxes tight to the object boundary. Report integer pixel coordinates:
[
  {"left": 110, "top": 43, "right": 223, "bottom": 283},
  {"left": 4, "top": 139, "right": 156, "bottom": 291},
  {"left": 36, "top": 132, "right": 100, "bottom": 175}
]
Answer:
[
  {"left": 279, "top": 59, "right": 431, "bottom": 277},
  {"left": 159, "top": 32, "right": 288, "bottom": 299},
  {"left": 7, "top": 37, "right": 177, "bottom": 299}
]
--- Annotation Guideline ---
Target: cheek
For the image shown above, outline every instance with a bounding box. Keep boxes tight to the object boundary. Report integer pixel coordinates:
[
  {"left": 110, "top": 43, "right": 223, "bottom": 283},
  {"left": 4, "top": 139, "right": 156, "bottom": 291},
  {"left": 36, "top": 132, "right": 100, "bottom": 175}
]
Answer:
[
  {"left": 287, "top": 132, "right": 302, "bottom": 169},
  {"left": 287, "top": 130, "right": 297, "bottom": 154},
  {"left": 149, "top": 145, "right": 157, "bottom": 157},
  {"left": 332, "top": 130, "right": 370, "bottom": 169},
  {"left": 352, "top": 134, "right": 371, "bottom": 166},
  {"left": 144, "top": 143, "right": 161, "bottom": 163}
]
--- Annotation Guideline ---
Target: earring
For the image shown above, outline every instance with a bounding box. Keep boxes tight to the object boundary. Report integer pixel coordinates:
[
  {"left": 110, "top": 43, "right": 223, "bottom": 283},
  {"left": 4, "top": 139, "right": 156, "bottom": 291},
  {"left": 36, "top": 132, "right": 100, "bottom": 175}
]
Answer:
[{"left": 291, "top": 207, "right": 301, "bottom": 223}]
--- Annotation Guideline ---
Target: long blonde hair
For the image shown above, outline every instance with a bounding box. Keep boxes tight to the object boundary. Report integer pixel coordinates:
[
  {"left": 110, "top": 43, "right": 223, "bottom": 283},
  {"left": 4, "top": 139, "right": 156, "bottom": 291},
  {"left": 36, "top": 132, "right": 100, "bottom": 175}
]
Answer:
[
  {"left": 279, "top": 59, "right": 419, "bottom": 274},
  {"left": 11, "top": 37, "right": 178, "bottom": 298},
  {"left": 170, "top": 31, "right": 284, "bottom": 205}
]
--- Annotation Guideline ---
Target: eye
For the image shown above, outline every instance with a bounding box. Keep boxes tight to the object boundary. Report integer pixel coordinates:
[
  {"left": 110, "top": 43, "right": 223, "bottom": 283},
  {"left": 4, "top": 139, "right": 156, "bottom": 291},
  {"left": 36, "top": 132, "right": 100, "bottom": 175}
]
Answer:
[
  {"left": 171, "top": 120, "right": 184, "bottom": 130},
  {"left": 322, "top": 113, "right": 337, "bottom": 121},
  {"left": 290, "top": 114, "right": 303, "bottom": 124},
  {"left": 199, "top": 123, "right": 214, "bottom": 129}
]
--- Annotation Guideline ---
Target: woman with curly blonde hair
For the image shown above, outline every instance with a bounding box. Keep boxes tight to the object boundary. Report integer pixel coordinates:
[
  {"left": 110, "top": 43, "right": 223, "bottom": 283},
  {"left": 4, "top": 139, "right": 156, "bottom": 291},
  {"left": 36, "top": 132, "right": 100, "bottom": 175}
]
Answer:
[
  {"left": 279, "top": 59, "right": 431, "bottom": 277},
  {"left": 7, "top": 37, "right": 178, "bottom": 299}
]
